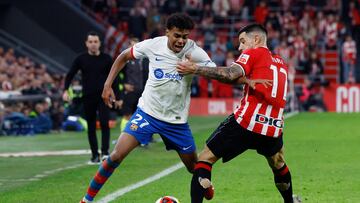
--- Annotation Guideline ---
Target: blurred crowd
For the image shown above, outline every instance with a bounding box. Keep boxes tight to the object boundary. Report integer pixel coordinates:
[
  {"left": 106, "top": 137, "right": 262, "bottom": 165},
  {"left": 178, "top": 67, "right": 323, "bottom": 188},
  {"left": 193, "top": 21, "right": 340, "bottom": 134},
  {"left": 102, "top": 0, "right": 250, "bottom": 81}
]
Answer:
[
  {"left": 82, "top": 0, "right": 359, "bottom": 94},
  {"left": 0, "top": 46, "right": 65, "bottom": 135}
]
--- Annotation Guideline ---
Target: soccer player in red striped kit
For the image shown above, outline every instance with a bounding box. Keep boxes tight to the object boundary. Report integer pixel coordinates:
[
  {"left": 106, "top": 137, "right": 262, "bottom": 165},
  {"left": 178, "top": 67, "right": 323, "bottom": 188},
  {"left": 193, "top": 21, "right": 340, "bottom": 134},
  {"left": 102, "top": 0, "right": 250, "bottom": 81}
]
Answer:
[{"left": 177, "top": 24, "right": 301, "bottom": 203}]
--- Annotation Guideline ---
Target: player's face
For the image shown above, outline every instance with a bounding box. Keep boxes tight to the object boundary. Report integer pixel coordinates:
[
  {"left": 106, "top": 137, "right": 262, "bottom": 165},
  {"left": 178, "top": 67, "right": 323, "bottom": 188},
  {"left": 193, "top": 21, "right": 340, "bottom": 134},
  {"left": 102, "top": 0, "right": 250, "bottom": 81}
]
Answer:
[
  {"left": 166, "top": 27, "right": 190, "bottom": 53},
  {"left": 238, "top": 32, "right": 255, "bottom": 53},
  {"left": 86, "top": 35, "right": 101, "bottom": 54}
]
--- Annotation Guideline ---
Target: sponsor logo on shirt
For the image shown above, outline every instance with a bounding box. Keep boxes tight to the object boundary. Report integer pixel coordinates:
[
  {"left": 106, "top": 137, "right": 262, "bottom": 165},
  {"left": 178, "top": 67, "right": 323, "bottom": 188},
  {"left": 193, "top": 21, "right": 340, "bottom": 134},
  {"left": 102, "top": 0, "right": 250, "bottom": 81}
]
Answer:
[
  {"left": 255, "top": 114, "right": 283, "bottom": 128},
  {"left": 238, "top": 54, "right": 250, "bottom": 64},
  {"left": 154, "top": 68, "right": 183, "bottom": 80},
  {"left": 154, "top": 68, "right": 164, "bottom": 79}
]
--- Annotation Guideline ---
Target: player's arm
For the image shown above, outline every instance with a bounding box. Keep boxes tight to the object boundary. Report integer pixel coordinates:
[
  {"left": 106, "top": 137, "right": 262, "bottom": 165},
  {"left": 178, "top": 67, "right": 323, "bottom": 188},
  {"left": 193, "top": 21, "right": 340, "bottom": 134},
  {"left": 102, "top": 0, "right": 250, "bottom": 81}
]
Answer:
[
  {"left": 103, "top": 48, "right": 133, "bottom": 108},
  {"left": 195, "top": 63, "right": 244, "bottom": 83},
  {"left": 177, "top": 58, "right": 244, "bottom": 83}
]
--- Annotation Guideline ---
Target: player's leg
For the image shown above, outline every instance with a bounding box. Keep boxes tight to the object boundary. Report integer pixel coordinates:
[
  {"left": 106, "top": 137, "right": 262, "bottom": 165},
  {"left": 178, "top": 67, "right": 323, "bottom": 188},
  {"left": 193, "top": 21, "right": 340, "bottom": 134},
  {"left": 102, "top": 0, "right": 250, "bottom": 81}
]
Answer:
[
  {"left": 191, "top": 145, "right": 219, "bottom": 203},
  {"left": 265, "top": 147, "right": 294, "bottom": 203},
  {"left": 191, "top": 114, "right": 246, "bottom": 203},
  {"left": 83, "top": 98, "right": 99, "bottom": 163},
  {"left": 178, "top": 151, "right": 197, "bottom": 173},
  {"left": 81, "top": 108, "right": 154, "bottom": 202},
  {"left": 81, "top": 132, "right": 139, "bottom": 202},
  {"left": 98, "top": 99, "right": 110, "bottom": 158}
]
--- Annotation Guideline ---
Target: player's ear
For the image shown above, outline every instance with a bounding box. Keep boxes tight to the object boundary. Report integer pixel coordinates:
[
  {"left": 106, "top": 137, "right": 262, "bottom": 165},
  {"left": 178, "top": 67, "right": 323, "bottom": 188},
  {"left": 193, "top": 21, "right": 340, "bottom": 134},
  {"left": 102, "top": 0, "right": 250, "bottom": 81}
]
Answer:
[
  {"left": 165, "top": 29, "right": 170, "bottom": 37},
  {"left": 254, "top": 34, "right": 260, "bottom": 45}
]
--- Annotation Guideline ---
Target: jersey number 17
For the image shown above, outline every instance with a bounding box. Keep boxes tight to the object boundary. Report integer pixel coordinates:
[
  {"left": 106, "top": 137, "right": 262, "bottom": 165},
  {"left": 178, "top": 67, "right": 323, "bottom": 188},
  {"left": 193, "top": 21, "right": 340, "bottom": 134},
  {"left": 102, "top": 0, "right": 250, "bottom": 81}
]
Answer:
[{"left": 270, "top": 65, "right": 287, "bottom": 101}]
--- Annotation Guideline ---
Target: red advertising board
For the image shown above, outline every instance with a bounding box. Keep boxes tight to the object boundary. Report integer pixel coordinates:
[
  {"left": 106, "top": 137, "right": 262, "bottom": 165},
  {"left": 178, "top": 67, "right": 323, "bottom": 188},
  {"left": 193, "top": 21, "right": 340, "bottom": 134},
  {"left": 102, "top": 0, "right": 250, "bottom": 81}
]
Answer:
[
  {"left": 189, "top": 84, "right": 360, "bottom": 116},
  {"left": 189, "top": 98, "right": 239, "bottom": 116},
  {"left": 323, "top": 84, "right": 360, "bottom": 112}
]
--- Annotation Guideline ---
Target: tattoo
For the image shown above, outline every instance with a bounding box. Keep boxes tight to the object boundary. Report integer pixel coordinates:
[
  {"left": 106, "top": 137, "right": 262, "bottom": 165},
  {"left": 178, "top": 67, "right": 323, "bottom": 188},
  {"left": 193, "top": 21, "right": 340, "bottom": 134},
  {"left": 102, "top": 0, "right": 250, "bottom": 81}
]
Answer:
[{"left": 195, "top": 64, "right": 244, "bottom": 83}]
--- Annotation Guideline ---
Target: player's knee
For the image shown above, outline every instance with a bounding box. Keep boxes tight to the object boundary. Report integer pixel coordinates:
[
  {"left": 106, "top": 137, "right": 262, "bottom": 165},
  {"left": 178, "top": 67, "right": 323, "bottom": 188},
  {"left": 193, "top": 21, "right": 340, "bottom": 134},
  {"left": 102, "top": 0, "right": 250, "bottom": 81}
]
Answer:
[
  {"left": 275, "top": 182, "right": 291, "bottom": 191},
  {"left": 268, "top": 154, "right": 285, "bottom": 169},
  {"left": 110, "top": 150, "right": 125, "bottom": 163},
  {"left": 198, "top": 147, "right": 218, "bottom": 163}
]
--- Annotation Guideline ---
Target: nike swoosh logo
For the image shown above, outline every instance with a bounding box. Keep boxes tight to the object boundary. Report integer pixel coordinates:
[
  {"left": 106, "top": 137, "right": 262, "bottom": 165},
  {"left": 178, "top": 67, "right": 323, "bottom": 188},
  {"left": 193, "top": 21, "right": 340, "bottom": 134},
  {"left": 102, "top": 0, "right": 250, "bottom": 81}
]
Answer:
[
  {"left": 155, "top": 57, "right": 164, "bottom": 61},
  {"left": 182, "top": 145, "right": 192, "bottom": 151}
]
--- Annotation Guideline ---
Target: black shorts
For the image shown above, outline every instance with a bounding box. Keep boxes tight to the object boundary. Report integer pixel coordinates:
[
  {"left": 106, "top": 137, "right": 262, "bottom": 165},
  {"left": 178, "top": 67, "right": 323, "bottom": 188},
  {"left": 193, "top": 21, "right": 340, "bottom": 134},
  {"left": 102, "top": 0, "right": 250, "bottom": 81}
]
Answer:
[{"left": 206, "top": 114, "right": 283, "bottom": 163}]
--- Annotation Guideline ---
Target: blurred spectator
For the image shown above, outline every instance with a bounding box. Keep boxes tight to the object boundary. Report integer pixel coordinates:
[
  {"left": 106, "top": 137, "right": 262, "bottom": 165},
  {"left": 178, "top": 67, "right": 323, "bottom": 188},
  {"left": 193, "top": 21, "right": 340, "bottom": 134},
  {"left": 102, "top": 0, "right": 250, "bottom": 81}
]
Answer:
[
  {"left": 21, "top": 80, "right": 46, "bottom": 95},
  {"left": 274, "top": 40, "right": 293, "bottom": 64},
  {"left": 342, "top": 35, "right": 357, "bottom": 83},
  {"left": 200, "top": 15, "right": 216, "bottom": 49},
  {"left": 266, "top": 22, "right": 280, "bottom": 50},
  {"left": 0, "top": 102, "right": 5, "bottom": 135},
  {"left": 212, "top": 0, "right": 230, "bottom": 23},
  {"left": 349, "top": 1, "right": 360, "bottom": 39},
  {"left": 305, "top": 51, "right": 325, "bottom": 85},
  {"left": 146, "top": 8, "right": 162, "bottom": 36},
  {"left": 29, "top": 102, "right": 52, "bottom": 134},
  {"left": 161, "top": 0, "right": 183, "bottom": 15},
  {"left": 50, "top": 100, "right": 65, "bottom": 132},
  {"left": 265, "top": 11, "right": 281, "bottom": 31},
  {"left": 185, "top": 0, "right": 203, "bottom": 18},
  {"left": 325, "top": 13, "right": 340, "bottom": 49},
  {"left": 298, "top": 77, "right": 327, "bottom": 112},
  {"left": 129, "top": 1, "right": 147, "bottom": 39},
  {"left": 228, "top": 0, "right": 245, "bottom": 16},
  {"left": 254, "top": 1, "right": 268, "bottom": 25},
  {"left": 293, "top": 34, "right": 308, "bottom": 71}
]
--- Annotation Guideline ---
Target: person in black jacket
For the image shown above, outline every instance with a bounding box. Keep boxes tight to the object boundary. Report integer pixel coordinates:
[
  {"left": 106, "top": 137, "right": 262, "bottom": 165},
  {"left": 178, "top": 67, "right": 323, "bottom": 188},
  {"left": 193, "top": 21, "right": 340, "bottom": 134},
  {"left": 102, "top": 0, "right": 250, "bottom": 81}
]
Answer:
[{"left": 63, "top": 31, "right": 121, "bottom": 164}]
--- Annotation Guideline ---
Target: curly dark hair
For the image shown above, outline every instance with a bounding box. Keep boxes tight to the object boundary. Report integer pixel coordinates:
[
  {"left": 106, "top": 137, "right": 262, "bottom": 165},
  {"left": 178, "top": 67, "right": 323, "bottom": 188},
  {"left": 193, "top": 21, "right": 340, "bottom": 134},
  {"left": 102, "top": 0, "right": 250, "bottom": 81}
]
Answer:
[{"left": 166, "top": 13, "right": 195, "bottom": 30}]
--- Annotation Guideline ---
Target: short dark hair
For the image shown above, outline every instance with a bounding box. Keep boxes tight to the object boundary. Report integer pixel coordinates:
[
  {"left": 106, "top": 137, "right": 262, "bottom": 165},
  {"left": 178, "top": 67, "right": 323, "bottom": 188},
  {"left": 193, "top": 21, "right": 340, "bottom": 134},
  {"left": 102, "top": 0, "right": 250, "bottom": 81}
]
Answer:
[
  {"left": 238, "top": 23, "right": 268, "bottom": 37},
  {"left": 166, "top": 13, "right": 195, "bottom": 30},
  {"left": 86, "top": 31, "right": 101, "bottom": 41}
]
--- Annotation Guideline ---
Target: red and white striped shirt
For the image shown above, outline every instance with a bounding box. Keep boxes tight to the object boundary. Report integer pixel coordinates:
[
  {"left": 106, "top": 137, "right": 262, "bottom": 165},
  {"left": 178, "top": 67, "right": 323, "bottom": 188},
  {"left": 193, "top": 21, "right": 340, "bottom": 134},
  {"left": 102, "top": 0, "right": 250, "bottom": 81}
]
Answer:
[{"left": 233, "top": 47, "right": 288, "bottom": 137}]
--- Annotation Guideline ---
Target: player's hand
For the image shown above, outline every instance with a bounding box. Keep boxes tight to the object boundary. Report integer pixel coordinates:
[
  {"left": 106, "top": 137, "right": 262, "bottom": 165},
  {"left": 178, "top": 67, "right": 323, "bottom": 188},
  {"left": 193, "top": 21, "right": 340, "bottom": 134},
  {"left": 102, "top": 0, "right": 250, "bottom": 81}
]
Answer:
[
  {"left": 102, "top": 85, "right": 116, "bottom": 108},
  {"left": 124, "top": 84, "right": 135, "bottom": 92},
  {"left": 176, "top": 54, "right": 197, "bottom": 75},
  {"left": 62, "top": 91, "right": 70, "bottom": 102},
  {"left": 247, "top": 79, "right": 273, "bottom": 89},
  {"left": 114, "top": 100, "right": 123, "bottom": 109}
]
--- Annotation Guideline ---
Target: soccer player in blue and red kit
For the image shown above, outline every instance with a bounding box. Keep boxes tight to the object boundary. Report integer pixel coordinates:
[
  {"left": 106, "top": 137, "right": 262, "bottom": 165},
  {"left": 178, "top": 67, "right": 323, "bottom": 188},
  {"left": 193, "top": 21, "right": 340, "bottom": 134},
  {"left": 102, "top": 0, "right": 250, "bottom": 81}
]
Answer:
[{"left": 177, "top": 24, "right": 301, "bottom": 203}]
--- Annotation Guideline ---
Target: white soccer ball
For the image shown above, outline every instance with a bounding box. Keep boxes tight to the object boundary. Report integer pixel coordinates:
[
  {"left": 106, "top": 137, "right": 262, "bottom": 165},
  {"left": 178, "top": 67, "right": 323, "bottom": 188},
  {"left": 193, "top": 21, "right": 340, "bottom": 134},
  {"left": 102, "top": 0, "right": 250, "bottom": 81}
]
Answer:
[{"left": 155, "top": 196, "right": 180, "bottom": 203}]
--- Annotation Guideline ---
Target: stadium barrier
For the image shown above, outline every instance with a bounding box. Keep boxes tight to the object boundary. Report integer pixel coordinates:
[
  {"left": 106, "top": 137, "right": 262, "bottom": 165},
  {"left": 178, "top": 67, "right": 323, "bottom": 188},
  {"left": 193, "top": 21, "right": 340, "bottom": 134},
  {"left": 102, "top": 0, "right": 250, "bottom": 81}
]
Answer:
[
  {"left": 323, "top": 84, "right": 360, "bottom": 112},
  {"left": 189, "top": 98, "right": 239, "bottom": 116},
  {"left": 189, "top": 84, "right": 360, "bottom": 116}
]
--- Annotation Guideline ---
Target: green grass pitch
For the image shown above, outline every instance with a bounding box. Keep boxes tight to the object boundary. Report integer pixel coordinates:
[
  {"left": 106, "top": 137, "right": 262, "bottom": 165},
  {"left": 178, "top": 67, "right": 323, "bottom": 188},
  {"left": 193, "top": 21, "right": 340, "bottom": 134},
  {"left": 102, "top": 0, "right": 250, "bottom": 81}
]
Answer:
[{"left": 0, "top": 113, "right": 359, "bottom": 202}]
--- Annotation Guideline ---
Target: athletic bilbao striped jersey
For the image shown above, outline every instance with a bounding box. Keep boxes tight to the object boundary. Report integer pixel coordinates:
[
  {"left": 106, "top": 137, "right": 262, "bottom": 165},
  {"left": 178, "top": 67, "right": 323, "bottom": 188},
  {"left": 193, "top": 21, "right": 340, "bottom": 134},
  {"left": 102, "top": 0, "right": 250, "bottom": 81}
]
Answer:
[{"left": 233, "top": 47, "right": 288, "bottom": 137}]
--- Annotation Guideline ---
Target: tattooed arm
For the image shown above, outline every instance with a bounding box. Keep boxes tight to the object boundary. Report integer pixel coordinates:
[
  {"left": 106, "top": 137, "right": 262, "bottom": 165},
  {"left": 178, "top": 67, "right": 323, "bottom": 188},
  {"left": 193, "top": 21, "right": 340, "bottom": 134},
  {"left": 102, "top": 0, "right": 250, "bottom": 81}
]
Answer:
[
  {"left": 176, "top": 59, "right": 272, "bottom": 88},
  {"left": 194, "top": 63, "right": 244, "bottom": 83},
  {"left": 177, "top": 59, "right": 244, "bottom": 84}
]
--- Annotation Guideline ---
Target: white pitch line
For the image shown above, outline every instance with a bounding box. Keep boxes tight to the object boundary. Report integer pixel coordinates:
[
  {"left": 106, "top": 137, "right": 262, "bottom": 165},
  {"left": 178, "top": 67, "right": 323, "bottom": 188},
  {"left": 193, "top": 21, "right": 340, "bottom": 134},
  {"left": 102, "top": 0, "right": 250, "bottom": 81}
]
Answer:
[
  {"left": 97, "top": 162, "right": 184, "bottom": 203},
  {"left": 0, "top": 149, "right": 91, "bottom": 157},
  {"left": 0, "top": 163, "right": 86, "bottom": 182},
  {"left": 284, "top": 111, "right": 299, "bottom": 119}
]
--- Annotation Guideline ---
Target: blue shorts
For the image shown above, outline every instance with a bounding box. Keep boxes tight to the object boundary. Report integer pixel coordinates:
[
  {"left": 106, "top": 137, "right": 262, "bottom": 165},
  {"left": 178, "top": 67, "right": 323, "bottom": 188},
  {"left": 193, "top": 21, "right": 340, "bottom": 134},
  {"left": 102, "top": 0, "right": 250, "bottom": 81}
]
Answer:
[{"left": 123, "top": 108, "right": 196, "bottom": 154}]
